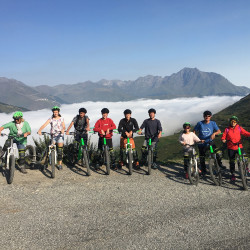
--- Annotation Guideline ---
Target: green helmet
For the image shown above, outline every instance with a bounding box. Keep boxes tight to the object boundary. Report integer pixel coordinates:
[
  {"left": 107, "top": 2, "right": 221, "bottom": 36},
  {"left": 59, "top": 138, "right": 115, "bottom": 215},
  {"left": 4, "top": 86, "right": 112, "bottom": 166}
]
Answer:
[
  {"left": 183, "top": 122, "right": 191, "bottom": 129},
  {"left": 230, "top": 116, "right": 239, "bottom": 122},
  {"left": 13, "top": 111, "right": 23, "bottom": 119},
  {"left": 52, "top": 106, "right": 60, "bottom": 111}
]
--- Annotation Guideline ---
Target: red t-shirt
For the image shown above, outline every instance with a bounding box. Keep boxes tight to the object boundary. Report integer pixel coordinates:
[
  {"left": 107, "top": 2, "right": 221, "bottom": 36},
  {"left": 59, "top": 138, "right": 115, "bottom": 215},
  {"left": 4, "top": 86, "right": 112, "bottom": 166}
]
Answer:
[
  {"left": 93, "top": 118, "right": 116, "bottom": 139},
  {"left": 221, "top": 124, "right": 250, "bottom": 150}
]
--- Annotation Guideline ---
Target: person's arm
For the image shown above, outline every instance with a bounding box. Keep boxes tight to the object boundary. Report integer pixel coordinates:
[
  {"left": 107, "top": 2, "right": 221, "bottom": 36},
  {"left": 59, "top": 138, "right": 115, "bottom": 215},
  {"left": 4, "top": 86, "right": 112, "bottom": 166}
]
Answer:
[
  {"left": 132, "top": 119, "right": 139, "bottom": 133},
  {"left": 66, "top": 121, "right": 74, "bottom": 135},
  {"left": 93, "top": 120, "right": 104, "bottom": 135},
  {"left": 118, "top": 120, "right": 123, "bottom": 133},
  {"left": 239, "top": 126, "right": 250, "bottom": 137},
  {"left": 157, "top": 120, "right": 162, "bottom": 138},
  {"left": 23, "top": 122, "right": 31, "bottom": 137},
  {"left": 106, "top": 119, "right": 116, "bottom": 135},
  {"left": 138, "top": 120, "right": 146, "bottom": 135},
  {"left": 61, "top": 120, "right": 66, "bottom": 134},
  {"left": 38, "top": 119, "right": 51, "bottom": 135},
  {"left": 179, "top": 134, "right": 185, "bottom": 145},
  {"left": 193, "top": 133, "right": 201, "bottom": 143},
  {"left": 221, "top": 128, "right": 227, "bottom": 143},
  {"left": 86, "top": 118, "right": 90, "bottom": 131},
  {"left": 0, "top": 126, "right": 4, "bottom": 134}
]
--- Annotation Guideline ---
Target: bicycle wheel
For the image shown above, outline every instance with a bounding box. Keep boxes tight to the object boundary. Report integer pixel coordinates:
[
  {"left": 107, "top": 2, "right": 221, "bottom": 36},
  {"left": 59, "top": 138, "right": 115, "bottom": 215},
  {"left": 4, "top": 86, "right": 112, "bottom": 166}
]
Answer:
[
  {"left": 7, "top": 154, "right": 15, "bottom": 184},
  {"left": 188, "top": 159, "right": 199, "bottom": 186},
  {"left": 238, "top": 160, "right": 248, "bottom": 191},
  {"left": 128, "top": 150, "right": 133, "bottom": 175},
  {"left": 24, "top": 145, "right": 36, "bottom": 169},
  {"left": 147, "top": 149, "right": 152, "bottom": 175},
  {"left": 104, "top": 147, "right": 110, "bottom": 175},
  {"left": 82, "top": 149, "right": 91, "bottom": 176},
  {"left": 209, "top": 158, "right": 222, "bottom": 186},
  {"left": 51, "top": 150, "right": 56, "bottom": 179}
]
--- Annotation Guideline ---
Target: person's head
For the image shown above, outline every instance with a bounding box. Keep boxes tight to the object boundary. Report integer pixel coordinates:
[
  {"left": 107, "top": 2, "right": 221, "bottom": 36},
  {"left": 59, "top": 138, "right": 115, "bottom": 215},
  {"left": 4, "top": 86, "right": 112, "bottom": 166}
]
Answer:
[
  {"left": 101, "top": 108, "right": 109, "bottom": 119},
  {"left": 13, "top": 111, "right": 24, "bottom": 124},
  {"left": 148, "top": 108, "right": 156, "bottom": 119},
  {"left": 124, "top": 109, "right": 131, "bottom": 120},
  {"left": 203, "top": 110, "right": 212, "bottom": 122},
  {"left": 183, "top": 122, "right": 191, "bottom": 133},
  {"left": 51, "top": 106, "right": 61, "bottom": 118},
  {"left": 229, "top": 116, "right": 239, "bottom": 128},
  {"left": 79, "top": 108, "right": 87, "bottom": 118}
]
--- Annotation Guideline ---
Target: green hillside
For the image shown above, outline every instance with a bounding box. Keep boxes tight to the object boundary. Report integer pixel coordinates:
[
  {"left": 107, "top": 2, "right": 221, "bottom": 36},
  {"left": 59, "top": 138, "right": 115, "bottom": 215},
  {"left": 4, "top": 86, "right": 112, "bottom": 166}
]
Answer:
[
  {"left": 134, "top": 94, "right": 250, "bottom": 162},
  {"left": 0, "top": 102, "right": 29, "bottom": 113}
]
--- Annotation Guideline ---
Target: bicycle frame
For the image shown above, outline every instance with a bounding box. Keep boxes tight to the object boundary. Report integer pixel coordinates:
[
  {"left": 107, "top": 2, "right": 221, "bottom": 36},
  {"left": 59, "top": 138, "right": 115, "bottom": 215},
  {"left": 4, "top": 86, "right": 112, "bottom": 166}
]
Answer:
[{"left": 6, "top": 138, "right": 18, "bottom": 169}]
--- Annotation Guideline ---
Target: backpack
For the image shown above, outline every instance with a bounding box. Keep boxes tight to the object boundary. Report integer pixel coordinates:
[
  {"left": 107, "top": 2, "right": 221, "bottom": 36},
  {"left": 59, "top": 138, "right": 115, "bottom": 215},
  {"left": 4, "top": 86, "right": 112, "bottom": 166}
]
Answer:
[{"left": 74, "top": 115, "right": 87, "bottom": 133}]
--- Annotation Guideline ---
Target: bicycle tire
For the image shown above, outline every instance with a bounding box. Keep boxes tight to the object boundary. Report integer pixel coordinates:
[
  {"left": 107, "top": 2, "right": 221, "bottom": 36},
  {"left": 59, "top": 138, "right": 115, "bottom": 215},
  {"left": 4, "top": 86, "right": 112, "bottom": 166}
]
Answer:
[
  {"left": 128, "top": 150, "right": 133, "bottom": 175},
  {"left": 209, "top": 158, "right": 222, "bottom": 186},
  {"left": 7, "top": 154, "right": 15, "bottom": 184},
  {"left": 147, "top": 149, "right": 152, "bottom": 175},
  {"left": 24, "top": 145, "right": 36, "bottom": 169},
  {"left": 82, "top": 149, "right": 91, "bottom": 176},
  {"left": 51, "top": 150, "right": 56, "bottom": 179},
  {"left": 188, "top": 158, "right": 199, "bottom": 186},
  {"left": 104, "top": 147, "right": 110, "bottom": 175},
  {"left": 238, "top": 160, "right": 248, "bottom": 191}
]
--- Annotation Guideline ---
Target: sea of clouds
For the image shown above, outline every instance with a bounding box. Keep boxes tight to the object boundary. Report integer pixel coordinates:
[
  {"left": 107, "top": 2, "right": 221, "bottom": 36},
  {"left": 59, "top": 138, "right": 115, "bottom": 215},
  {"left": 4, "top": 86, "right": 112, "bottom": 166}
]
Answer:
[{"left": 0, "top": 96, "right": 242, "bottom": 147}]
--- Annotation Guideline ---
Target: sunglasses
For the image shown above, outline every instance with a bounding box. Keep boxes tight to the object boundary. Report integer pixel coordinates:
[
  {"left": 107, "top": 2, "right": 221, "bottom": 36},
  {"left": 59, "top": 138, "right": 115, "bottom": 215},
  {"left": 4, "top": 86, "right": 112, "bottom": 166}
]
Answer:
[
  {"left": 205, "top": 115, "right": 211, "bottom": 118},
  {"left": 184, "top": 127, "right": 190, "bottom": 129}
]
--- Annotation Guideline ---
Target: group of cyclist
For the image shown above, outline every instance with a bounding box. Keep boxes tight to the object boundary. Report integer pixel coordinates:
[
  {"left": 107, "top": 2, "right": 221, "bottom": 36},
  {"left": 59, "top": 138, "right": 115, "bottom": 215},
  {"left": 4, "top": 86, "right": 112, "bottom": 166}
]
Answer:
[{"left": 0, "top": 107, "right": 250, "bottom": 182}]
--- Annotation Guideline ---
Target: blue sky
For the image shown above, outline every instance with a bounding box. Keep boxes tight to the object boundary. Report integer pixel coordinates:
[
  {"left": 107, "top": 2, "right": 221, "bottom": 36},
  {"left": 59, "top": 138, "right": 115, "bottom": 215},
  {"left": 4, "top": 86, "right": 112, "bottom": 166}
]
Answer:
[{"left": 0, "top": 0, "right": 250, "bottom": 87}]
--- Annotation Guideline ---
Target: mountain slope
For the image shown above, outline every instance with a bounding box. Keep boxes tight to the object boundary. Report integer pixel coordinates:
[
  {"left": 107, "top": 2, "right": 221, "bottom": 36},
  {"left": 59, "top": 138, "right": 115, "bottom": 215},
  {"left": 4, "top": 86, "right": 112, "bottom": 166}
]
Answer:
[
  {"left": 0, "top": 77, "right": 61, "bottom": 110},
  {"left": 0, "top": 102, "right": 29, "bottom": 113},
  {"left": 34, "top": 68, "right": 249, "bottom": 103}
]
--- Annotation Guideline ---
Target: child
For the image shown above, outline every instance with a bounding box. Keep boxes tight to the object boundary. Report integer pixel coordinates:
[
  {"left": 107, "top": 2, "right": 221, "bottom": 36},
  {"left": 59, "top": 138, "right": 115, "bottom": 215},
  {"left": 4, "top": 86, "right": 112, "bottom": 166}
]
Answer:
[
  {"left": 221, "top": 116, "right": 250, "bottom": 181},
  {"left": 179, "top": 122, "right": 202, "bottom": 179}
]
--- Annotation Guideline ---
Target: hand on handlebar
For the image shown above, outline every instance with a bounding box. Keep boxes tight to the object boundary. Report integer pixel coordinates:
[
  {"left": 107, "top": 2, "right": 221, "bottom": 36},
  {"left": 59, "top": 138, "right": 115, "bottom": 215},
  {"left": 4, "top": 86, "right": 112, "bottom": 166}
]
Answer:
[
  {"left": 37, "top": 131, "right": 42, "bottom": 136},
  {"left": 222, "top": 139, "right": 226, "bottom": 143},
  {"left": 106, "top": 129, "right": 110, "bottom": 135}
]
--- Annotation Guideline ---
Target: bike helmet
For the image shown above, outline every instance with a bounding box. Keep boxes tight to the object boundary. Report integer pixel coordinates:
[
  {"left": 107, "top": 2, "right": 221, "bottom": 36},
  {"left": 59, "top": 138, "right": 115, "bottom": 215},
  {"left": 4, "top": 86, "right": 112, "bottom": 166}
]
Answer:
[
  {"left": 52, "top": 106, "right": 60, "bottom": 111},
  {"left": 148, "top": 108, "right": 156, "bottom": 114},
  {"left": 79, "top": 108, "right": 87, "bottom": 114},
  {"left": 13, "top": 111, "right": 23, "bottom": 119},
  {"left": 230, "top": 115, "right": 239, "bottom": 122},
  {"left": 183, "top": 122, "right": 191, "bottom": 129},
  {"left": 124, "top": 109, "right": 132, "bottom": 115},
  {"left": 101, "top": 108, "right": 109, "bottom": 114},
  {"left": 203, "top": 110, "right": 212, "bottom": 117}
]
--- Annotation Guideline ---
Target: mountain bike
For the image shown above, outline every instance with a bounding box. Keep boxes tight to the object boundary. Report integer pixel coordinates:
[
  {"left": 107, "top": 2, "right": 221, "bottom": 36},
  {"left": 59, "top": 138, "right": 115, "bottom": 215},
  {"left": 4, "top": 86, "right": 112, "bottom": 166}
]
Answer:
[
  {"left": 37, "top": 132, "right": 58, "bottom": 178},
  {"left": 66, "top": 132, "right": 91, "bottom": 176},
  {"left": 208, "top": 141, "right": 223, "bottom": 186},
  {"left": 0, "top": 133, "right": 35, "bottom": 184},
  {"left": 185, "top": 144, "right": 200, "bottom": 186}
]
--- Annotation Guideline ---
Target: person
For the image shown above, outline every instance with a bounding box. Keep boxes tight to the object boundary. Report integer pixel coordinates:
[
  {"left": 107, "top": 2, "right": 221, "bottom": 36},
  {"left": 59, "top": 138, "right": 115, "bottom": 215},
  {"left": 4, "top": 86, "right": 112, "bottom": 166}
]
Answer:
[
  {"left": 66, "top": 108, "right": 90, "bottom": 162},
  {"left": 179, "top": 122, "right": 203, "bottom": 179},
  {"left": 221, "top": 116, "right": 250, "bottom": 181},
  {"left": 38, "top": 106, "right": 65, "bottom": 170},
  {"left": 93, "top": 108, "right": 116, "bottom": 169},
  {"left": 0, "top": 111, "right": 31, "bottom": 174},
  {"left": 118, "top": 109, "right": 139, "bottom": 168},
  {"left": 194, "top": 110, "right": 223, "bottom": 175},
  {"left": 138, "top": 108, "right": 162, "bottom": 169}
]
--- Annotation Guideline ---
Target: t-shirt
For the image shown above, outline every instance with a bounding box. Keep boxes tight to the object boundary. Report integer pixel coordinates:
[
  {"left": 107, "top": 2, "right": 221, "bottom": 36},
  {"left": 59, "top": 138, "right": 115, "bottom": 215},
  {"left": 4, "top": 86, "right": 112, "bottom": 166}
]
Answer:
[
  {"left": 140, "top": 118, "right": 162, "bottom": 142},
  {"left": 49, "top": 117, "right": 64, "bottom": 136},
  {"left": 2, "top": 121, "right": 31, "bottom": 145},
  {"left": 93, "top": 118, "right": 116, "bottom": 139},
  {"left": 118, "top": 117, "right": 139, "bottom": 138},
  {"left": 179, "top": 132, "right": 201, "bottom": 150},
  {"left": 72, "top": 115, "right": 89, "bottom": 134},
  {"left": 194, "top": 120, "right": 219, "bottom": 143}
]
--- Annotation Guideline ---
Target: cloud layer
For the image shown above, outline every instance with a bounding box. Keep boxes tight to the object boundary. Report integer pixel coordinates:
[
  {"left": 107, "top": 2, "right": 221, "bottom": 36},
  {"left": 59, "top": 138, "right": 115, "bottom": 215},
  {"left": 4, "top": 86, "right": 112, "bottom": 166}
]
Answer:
[{"left": 0, "top": 96, "right": 242, "bottom": 147}]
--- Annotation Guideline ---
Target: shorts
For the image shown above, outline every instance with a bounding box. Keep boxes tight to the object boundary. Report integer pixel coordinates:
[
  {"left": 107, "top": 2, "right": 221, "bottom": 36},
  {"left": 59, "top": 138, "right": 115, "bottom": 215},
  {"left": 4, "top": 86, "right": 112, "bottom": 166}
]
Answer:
[
  {"left": 120, "top": 137, "right": 135, "bottom": 149},
  {"left": 52, "top": 134, "right": 64, "bottom": 144}
]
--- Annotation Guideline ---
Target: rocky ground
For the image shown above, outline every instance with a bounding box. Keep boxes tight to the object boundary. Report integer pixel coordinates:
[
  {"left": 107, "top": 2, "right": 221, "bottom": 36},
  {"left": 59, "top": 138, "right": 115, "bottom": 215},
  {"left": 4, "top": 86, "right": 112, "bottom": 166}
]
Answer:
[{"left": 0, "top": 161, "right": 250, "bottom": 249}]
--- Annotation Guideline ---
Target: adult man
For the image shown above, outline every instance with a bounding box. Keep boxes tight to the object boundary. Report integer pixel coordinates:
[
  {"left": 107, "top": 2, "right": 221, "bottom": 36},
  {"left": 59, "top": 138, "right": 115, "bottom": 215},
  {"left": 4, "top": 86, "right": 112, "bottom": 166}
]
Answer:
[
  {"left": 194, "top": 110, "right": 223, "bottom": 175},
  {"left": 118, "top": 109, "right": 139, "bottom": 168},
  {"left": 138, "top": 108, "right": 162, "bottom": 169}
]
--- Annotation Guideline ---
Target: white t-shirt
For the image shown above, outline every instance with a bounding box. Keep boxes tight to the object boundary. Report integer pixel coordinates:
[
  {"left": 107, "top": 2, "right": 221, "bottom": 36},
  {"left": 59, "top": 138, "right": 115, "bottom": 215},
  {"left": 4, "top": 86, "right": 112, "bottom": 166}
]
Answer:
[{"left": 179, "top": 132, "right": 201, "bottom": 149}]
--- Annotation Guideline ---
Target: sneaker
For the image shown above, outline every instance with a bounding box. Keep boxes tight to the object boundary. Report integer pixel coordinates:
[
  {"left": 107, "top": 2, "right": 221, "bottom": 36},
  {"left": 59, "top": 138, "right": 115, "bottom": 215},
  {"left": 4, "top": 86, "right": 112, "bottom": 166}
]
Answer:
[
  {"left": 19, "top": 165, "right": 27, "bottom": 174},
  {"left": 111, "top": 164, "right": 118, "bottom": 170},
  {"left": 118, "top": 161, "right": 124, "bottom": 169},
  {"left": 58, "top": 165, "right": 63, "bottom": 170},
  {"left": 185, "top": 172, "right": 189, "bottom": 179},
  {"left": 95, "top": 164, "right": 100, "bottom": 170},
  {"left": 246, "top": 167, "right": 250, "bottom": 174},
  {"left": 152, "top": 163, "right": 158, "bottom": 169},
  {"left": 231, "top": 174, "right": 236, "bottom": 182}
]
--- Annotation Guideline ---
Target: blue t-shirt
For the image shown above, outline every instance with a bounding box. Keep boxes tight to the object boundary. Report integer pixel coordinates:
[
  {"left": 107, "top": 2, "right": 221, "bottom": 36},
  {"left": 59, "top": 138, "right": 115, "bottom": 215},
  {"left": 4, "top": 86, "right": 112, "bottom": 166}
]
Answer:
[{"left": 194, "top": 121, "right": 219, "bottom": 143}]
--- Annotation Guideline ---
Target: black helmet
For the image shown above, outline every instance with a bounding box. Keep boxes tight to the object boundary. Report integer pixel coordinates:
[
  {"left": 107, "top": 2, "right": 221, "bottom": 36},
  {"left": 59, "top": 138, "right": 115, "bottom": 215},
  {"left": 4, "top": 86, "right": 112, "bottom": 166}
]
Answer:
[
  {"left": 183, "top": 122, "right": 191, "bottom": 129},
  {"left": 101, "top": 108, "right": 109, "bottom": 114},
  {"left": 203, "top": 110, "right": 212, "bottom": 117},
  {"left": 79, "top": 108, "right": 87, "bottom": 114},
  {"left": 148, "top": 108, "right": 156, "bottom": 114},
  {"left": 124, "top": 109, "right": 132, "bottom": 115}
]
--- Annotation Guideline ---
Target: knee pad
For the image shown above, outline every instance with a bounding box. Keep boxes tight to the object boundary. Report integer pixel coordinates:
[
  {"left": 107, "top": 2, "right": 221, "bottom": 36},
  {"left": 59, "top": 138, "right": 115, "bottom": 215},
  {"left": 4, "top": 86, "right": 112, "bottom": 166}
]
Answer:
[
  {"left": 18, "top": 149, "right": 25, "bottom": 165},
  {"left": 109, "top": 149, "right": 115, "bottom": 163},
  {"left": 215, "top": 150, "right": 223, "bottom": 158},
  {"left": 132, "top": 149, "right": 138, "bottom": 160},
  {"left": 57, "top": 147, "right": 63, "bottom": 161}
]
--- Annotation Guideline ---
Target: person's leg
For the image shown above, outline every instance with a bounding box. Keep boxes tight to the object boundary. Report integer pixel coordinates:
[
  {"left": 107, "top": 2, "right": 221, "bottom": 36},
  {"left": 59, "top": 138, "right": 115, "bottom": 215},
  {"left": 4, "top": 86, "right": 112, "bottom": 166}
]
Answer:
[
  {"left": 57, "top": 135, "right": 64, "bottom": 170},
  {"left": 152, "top": 141, "right": 158, "bottom": 168},
  {"left": 94, "top": 137, "right": 103, "bottom": 168},
  {"left": 119, "top": 137, "right": 125, "bottom": 166},
  {"left": 213, "top": 144, "right": 225, "bottom": 169},
  {"left": 141, "top": 140, "right": 148, "bottom": 165},
  {"left": 107, "top": 139, "right": 116, "bottom": 166},
  {"left": 198, "top": 145, "right": 207, "bottom": 174},
  {"left": 228, "top": 149, "right": 236, "bottom": 180},
  {"left": 16, "top": 142, "right": 27, "bottom": 174}
]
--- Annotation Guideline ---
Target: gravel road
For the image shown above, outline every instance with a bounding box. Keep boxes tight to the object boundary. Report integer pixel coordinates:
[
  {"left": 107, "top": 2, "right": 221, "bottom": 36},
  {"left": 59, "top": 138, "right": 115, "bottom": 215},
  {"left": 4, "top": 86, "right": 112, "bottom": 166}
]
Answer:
[{"left": 0, "top": 161, "right": 250, "bottom": 250}]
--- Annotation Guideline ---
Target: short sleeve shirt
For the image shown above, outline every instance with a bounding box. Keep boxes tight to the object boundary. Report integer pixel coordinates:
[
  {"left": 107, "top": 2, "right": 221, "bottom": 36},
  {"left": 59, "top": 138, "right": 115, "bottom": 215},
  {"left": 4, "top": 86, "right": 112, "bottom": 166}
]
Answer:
[
  {"left": 194, "top": 121, "right": 219, "bottom": 142},
  {"left": 72, "top": 115, "right": 89, "bottom": 134},
  {"left": 49, "top": 117, "right": 64, "bottom": 136}
]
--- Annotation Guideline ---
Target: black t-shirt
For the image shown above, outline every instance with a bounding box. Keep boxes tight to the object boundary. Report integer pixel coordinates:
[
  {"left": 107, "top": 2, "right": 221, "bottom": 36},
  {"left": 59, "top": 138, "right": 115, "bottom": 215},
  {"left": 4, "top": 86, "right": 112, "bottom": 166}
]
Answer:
[
  {"left": 140, "top": 118, "right": 162, "bottom": 142},
  {"left": 118, "top": 118, "right": 139, "bottom": 138}
]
